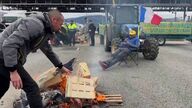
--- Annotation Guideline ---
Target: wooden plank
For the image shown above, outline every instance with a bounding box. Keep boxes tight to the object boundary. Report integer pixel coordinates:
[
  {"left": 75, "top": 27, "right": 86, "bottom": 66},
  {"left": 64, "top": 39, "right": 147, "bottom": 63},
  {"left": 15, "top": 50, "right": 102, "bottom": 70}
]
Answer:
[
  {"left": 36, "top": 67, "right": 58, "bottom": 89},
  {"left": 69, "top": 85, "right": 95, "bottom": 99},
  {"left": 77, "top": 62, "right": 91, "bottom": 78},
  {"left": 105, "top": 100, "right": 123, "bottom": 103},
  {"left": 105, "top": 94, "right": 122, "bottom": 97},
  {"left": 69, "top": 76, "right": 95, "bottom": 86},
  {"left": 106, "top": 97, "right": 122, "bottom": 100},
  {"left": 43, "top": 74, "right": 62, "bottom": 89},
  {"left": 65, "top": 76, "right": 96, "bottom": 99}
]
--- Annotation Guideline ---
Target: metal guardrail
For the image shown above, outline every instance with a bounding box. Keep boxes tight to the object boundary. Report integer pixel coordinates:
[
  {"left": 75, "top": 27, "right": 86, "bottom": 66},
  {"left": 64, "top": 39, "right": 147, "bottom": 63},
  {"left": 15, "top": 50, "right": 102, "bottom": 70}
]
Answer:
[
  {"left": 0, "top": 2, "right": 191, "bottom": 12},
  {"left": 0, "top": 3, "right": 191, "bottom": 6}
]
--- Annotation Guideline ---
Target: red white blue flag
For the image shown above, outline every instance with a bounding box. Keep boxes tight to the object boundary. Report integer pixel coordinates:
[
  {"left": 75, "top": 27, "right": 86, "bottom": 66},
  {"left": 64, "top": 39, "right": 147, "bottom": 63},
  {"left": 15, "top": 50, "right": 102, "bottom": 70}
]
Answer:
[{"left": 140, "top": 6, "right": 162, "bottom": 25}]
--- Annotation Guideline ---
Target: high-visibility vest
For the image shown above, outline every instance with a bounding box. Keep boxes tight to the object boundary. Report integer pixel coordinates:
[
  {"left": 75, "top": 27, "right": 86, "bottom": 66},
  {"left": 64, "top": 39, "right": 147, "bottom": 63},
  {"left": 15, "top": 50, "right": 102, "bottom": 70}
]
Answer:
[{"left": 68, "top": 23, "right": 77, "bottom": 30}]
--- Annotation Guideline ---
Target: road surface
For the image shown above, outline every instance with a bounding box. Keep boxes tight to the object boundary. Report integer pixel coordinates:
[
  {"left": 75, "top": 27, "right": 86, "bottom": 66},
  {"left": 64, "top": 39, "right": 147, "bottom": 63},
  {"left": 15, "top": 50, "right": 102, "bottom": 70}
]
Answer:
[{"left": 1, "top": 40, "right": 192, "bottom": 108}]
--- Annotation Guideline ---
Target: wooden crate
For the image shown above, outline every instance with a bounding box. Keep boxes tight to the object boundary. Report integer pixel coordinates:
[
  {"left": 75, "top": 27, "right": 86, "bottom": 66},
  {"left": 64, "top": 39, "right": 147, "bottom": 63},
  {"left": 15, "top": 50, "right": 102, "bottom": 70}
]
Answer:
[
  {"left": 36, "top": 67, "right": 62, "bottom": 89},
  {"left": 65, "top": 76, "right": 96, "bottom": 99},
  {"left": 76, "top": 62, "right": 91, "bottom": 78}
]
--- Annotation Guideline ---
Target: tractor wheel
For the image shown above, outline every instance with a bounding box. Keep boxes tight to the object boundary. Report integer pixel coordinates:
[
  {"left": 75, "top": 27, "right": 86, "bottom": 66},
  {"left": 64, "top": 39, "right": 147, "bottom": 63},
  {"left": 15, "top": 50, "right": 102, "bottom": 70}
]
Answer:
[
  {"left": 142, "top": 38, "right": 159, "bottom": 60},
  {"left": 105, "top": 38, "right": 111, "bottom": 52},
  {"left": 105, "top": 27, "right": 111, "bottom": 52},
  {"left": 111, "top": 38, "right": 121, "bottom": 54}
]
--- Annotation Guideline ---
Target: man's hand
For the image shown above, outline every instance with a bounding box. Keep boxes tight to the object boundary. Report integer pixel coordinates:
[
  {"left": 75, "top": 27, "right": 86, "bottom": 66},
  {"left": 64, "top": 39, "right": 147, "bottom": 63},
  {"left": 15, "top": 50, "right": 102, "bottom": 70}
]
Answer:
[
  {"left": 60, "top": 66, "right": 71, "bottom": 75},
  {"left": 10, "top": 70, "right": 23, "bottom": 89}
]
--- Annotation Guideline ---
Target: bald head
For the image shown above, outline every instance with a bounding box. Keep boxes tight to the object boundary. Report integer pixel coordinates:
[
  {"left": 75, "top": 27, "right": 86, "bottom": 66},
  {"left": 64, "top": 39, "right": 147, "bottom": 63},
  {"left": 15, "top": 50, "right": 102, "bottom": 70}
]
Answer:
[
  {"left": 48, "top": 9, "right": 64, "bottom": 32},
  {"left": 48, "top": 9, "right": 63, "bottom": 20}
]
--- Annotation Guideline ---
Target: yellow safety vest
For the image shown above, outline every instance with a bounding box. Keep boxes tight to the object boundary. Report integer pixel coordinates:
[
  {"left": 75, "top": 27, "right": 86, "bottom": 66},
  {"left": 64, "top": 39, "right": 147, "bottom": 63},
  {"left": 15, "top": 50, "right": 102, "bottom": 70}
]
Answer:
[{"left": 68, "top": 23, "right": 77, "bottom": 30}]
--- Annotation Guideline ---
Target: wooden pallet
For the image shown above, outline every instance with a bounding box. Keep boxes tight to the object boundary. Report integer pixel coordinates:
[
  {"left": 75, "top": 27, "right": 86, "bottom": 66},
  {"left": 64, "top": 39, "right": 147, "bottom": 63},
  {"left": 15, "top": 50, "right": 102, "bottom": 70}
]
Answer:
[
  {"left": 65, "top": 76, "right": 97, "bottom": 99},
  {"left": 96, "top": 93, "right": 123, "bottom": 106}
]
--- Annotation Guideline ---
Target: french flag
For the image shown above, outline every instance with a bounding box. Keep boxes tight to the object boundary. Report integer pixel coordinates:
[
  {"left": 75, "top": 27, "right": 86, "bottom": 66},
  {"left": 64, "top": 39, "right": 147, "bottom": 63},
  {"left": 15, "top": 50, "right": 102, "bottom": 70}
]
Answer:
[{"left": 140, "top": 6, "right": 162, "bottom": 25}]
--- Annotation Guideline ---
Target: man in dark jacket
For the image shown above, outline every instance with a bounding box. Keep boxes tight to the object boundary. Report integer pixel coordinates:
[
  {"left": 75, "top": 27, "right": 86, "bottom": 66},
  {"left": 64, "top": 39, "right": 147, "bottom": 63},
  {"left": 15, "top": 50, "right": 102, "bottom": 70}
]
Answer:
[
  {"left": 88, "top": 20, "right": 96, "bottom": 46},
  {"left": 0, "top": 10, "right": 71, "bottom": 108}
]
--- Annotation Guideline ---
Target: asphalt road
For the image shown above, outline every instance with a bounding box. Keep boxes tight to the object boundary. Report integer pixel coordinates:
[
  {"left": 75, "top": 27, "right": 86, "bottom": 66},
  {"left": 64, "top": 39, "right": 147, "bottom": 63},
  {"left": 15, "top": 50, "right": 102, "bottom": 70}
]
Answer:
[{"left": 1, "top": 40, "right": 192, "bottom": 108}]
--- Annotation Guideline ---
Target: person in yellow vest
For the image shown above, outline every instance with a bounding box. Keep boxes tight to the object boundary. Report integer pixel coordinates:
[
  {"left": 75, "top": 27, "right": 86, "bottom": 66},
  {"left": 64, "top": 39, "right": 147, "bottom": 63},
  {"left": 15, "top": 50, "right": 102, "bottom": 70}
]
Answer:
[
  {"left": 62, "top": 23, "right": 70, "bottom": 45},
  {"left": 68, "top": 20, "right": 77, "bottom": 46}
]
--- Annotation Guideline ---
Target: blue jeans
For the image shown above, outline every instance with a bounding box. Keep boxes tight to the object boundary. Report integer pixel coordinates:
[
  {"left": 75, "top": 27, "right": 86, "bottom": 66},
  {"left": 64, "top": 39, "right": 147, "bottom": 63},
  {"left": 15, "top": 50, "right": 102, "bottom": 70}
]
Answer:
[{"left": 105, "top": 48, "right": 130, "bottom": 67}]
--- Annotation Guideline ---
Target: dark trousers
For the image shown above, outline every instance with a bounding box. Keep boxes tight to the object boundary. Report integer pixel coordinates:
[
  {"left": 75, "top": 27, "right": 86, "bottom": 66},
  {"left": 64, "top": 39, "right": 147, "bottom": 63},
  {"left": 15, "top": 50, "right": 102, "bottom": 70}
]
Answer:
[
  {"left": 0, "top": 64, "right": 43, "bottom": 108},
  {"left": 89, "top": 32, "right": 95, "bottom": 46},
  {"left": 106, "top": 48, "right": 130, "bottom": 67},
  {"left": 69, "top": 30, "right": 76, "bottom": 46}
]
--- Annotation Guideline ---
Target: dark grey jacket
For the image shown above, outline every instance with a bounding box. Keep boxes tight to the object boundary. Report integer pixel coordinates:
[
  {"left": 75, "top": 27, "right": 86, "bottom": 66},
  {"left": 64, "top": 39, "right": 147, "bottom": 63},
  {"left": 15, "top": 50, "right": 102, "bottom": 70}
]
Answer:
[{"left": 0, "top": 13, "right": 62, "bottom": 71}]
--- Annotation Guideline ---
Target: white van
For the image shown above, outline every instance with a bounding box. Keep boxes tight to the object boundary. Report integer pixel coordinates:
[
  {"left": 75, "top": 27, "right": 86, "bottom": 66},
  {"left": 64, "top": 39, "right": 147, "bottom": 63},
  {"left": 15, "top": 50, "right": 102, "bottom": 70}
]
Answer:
[{"left": 2, "top": 12, "right": 26, "bottom": 26}]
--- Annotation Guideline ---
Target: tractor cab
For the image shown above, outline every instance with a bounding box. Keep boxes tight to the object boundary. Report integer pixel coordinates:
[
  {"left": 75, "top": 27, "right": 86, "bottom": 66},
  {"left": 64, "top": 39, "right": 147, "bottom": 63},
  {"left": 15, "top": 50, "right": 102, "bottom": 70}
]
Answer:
[
  {"left": 105, "top": 5, "right": 139, "bottom": 51},
  {"left": 104, "top": 5, "right": 159, "bottom": 60}
]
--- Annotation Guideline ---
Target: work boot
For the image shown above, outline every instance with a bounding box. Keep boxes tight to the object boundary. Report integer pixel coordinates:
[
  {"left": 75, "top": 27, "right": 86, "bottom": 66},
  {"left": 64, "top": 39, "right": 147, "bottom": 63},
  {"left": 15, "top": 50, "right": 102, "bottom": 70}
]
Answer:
[{"left": 99, "top": 61, "right": 108, "bottom": 71}]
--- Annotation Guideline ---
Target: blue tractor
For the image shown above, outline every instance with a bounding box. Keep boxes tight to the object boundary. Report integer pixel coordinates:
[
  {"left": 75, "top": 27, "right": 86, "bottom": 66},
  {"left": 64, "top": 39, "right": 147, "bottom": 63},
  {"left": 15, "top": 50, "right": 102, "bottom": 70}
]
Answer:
[{"left": 104, "top": 5, "right": 159, "bottom": 60}]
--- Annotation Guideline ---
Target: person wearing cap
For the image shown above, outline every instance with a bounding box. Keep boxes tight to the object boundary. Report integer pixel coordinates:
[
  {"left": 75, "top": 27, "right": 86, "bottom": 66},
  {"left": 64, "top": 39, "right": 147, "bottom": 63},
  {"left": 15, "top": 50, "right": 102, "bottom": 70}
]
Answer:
[{"left": 99, "top": 30, "right": 140, "bottom": 70}]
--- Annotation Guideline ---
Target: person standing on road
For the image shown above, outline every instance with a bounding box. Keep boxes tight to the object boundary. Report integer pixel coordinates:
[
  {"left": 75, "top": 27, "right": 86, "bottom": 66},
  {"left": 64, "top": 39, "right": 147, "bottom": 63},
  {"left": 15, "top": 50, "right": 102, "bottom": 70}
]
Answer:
[
  {"left": 62, "top": 23, "right": 70, "bottom": 45},
  {"left": 0, "top": 10, "right": 71, "bottom": 108},
  {"left": 68, "top": 20, "right": 77, "bottom": 46},
  {"left": 88, "top": 20, "right": 96, "bottom": 46}
]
